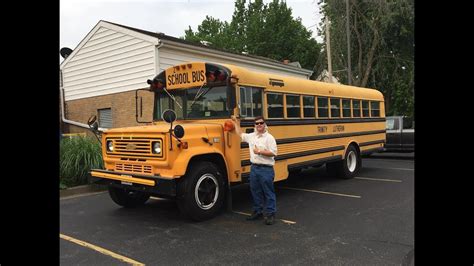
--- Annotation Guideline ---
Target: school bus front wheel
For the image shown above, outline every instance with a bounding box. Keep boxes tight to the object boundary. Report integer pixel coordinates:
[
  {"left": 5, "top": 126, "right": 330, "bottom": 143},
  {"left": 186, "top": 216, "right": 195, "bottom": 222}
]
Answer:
[{"left": 177, "top": 161, "right": 226, "bottom": 221}]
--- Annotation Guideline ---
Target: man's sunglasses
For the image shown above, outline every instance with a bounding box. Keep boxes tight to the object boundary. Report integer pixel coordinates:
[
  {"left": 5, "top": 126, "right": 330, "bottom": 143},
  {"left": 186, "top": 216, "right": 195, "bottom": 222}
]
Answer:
[{"left": 255, "top": 122, "right": 265, "bottom": 125}]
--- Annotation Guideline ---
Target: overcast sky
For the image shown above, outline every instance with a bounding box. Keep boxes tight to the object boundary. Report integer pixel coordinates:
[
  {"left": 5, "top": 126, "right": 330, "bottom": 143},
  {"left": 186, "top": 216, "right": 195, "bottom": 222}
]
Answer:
[{"left": 60, "top": 0, "right": 322, "bottom": 62}]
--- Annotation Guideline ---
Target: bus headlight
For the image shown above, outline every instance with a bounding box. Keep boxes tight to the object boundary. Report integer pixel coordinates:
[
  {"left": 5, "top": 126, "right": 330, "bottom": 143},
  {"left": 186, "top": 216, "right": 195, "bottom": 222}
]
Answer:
[
  {"left": 152, "top": 141, "right": 162, "bottom": 154},
  {"left": 106, "top": 140, "right": 114, "bottom": 152}
]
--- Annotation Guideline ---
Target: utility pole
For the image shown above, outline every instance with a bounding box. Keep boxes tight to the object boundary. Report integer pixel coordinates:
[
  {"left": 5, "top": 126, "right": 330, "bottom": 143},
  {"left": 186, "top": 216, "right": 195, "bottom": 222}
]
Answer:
[
  {"left": 346, "top": 0, "right": 352, "bottom": 85},
  {"left": 325, "top": 17, "right": 332, "bottom": 83}
]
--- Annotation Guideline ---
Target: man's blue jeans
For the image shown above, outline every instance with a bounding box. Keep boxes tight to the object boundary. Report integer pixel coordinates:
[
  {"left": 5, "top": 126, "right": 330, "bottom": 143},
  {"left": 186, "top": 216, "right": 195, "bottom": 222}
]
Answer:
[{"left": 249, "top": 165, "right": 276, "bottom": 215}]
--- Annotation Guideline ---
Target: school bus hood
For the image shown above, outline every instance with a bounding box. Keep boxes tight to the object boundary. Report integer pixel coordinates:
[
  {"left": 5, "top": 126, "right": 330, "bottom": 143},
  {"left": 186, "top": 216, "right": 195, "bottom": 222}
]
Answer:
[
  {"left": 103, "top": 123, "right": 223, "bottom": 134},
  {"left": 104, "top": 124, "right": 171, "bottom": 134}
]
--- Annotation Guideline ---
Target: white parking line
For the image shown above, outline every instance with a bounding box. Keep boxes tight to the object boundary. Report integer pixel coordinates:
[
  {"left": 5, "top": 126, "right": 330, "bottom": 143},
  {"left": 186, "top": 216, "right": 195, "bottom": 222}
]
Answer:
[
  {"left": 278, "top": 186, "right": 361, "bottom": 199},
  {"left": 233, "top": 211, "right": 296, "bottom": 225},
  {"left": 60, "top": 233, "right": 144, "bottom": 266},
  {"left": 355, "top": 177, "right": 402, "bottom": 183}
]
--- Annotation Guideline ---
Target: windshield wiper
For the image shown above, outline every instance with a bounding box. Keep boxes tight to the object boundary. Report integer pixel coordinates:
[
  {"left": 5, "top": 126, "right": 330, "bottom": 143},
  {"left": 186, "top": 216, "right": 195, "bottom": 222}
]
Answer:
[
  {"left": 189, "top": 84, "right": 213, "bottom": 110},
  {"left": 163, "top": 87, "right": 183, "bottom": 109}
]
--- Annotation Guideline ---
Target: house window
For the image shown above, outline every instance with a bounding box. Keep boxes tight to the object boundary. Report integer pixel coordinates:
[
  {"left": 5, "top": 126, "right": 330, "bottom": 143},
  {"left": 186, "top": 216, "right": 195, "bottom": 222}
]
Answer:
[{"left": 98, "top": 108, "right": 112, "bottom": 128}]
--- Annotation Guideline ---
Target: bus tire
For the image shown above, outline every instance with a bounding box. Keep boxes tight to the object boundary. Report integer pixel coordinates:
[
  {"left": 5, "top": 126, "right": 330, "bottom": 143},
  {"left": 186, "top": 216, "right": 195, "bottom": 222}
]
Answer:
[
  {"left": 108, "top": 186, "right": 150, "bottom": 208},
  {"left": 326, "top": 145, "right": 361, "bottom": 179},
  {"left": 177, "top": 162, "right": 226, "bottom": 221}
]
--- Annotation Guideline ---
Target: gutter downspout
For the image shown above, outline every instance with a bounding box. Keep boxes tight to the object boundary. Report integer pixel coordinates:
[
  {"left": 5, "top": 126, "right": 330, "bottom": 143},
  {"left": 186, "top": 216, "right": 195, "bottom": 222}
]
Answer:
[
  {"left": 155, "top": 40, "right": 164, "bottom": 73},
  {"left": 60, "top": 69, "right": 105, "bottom": 132}
]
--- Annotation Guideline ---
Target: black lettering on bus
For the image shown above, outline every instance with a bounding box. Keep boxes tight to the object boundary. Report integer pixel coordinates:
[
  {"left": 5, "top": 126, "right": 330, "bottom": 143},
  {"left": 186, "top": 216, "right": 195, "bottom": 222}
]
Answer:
[
  {"left": 318, "top": 126, "right": 327, "bottom": 133},
  {"left": 333, "top": 125, "right": 345, "bottom": 132},
  {"left": 192, "top": 70, "right": 205, "bottom": 82}
]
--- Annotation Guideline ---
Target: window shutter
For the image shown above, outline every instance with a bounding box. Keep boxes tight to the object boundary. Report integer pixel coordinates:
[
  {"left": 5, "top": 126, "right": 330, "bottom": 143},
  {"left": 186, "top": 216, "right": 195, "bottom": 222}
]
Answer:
[{"left": 98, "top": 108, "right": 112, "bottom": 128}]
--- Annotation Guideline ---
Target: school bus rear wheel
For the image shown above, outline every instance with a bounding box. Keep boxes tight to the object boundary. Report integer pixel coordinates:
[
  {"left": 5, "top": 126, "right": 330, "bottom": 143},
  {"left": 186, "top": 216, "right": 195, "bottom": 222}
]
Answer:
[
  {"left": 326, "top": 144, "right": 361, "bottom": 179},
  {"left": 177, "top": 162, "right": 226, "bottom": 221}
]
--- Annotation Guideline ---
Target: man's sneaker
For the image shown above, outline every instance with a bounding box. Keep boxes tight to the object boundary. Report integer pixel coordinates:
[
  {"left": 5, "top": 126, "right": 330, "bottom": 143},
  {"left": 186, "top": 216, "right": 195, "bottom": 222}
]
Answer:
[
  {"left": 264, "top": 214, "right": 275, "bottom": 225},
  {"left": 246, "top": 211, "right": 263, "bottom": 221}
]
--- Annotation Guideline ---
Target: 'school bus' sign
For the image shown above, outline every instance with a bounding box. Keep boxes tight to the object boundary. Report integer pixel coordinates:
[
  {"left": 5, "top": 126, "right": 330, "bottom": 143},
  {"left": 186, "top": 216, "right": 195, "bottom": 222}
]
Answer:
[{"left": 166, "top": 62, "right": 206, "bottom": 89}]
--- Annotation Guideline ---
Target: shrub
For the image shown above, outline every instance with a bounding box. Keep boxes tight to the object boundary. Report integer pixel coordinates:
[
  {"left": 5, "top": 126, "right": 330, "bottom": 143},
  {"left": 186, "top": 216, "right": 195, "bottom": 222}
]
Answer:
[{"left": 60, "top": 136, "right": 103, "bottom": 188}]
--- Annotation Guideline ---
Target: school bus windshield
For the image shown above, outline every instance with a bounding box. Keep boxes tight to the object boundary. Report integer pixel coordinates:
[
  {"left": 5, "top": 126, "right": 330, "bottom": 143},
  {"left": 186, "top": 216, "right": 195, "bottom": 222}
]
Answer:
[{"left": 153, "top": 85, "right": 231, "bottom": 120}]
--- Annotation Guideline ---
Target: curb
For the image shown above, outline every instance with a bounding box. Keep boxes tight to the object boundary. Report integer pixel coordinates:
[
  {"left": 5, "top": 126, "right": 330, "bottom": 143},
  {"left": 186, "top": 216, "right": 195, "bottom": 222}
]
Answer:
[{"left": 60, "top": 184, "right": 107, "bottom": 198}]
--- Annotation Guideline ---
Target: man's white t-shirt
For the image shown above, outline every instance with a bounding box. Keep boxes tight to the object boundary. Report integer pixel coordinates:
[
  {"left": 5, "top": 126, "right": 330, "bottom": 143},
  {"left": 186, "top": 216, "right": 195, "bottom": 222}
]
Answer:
[{"left": 241, "top": 131, "right": 278, "bottom": 166}]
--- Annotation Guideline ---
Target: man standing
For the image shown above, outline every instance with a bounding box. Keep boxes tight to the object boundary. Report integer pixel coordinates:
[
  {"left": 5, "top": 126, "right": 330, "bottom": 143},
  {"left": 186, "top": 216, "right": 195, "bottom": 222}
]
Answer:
[{"left": 232, "top": 115, "right": 278, "bottom": 225}]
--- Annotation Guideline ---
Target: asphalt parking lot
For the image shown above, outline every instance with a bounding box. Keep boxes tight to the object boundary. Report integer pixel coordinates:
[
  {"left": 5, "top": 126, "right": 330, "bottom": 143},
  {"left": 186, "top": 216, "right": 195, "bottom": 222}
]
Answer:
[{"left": 60, "top": 154, "right": 414, "bottom": 265}]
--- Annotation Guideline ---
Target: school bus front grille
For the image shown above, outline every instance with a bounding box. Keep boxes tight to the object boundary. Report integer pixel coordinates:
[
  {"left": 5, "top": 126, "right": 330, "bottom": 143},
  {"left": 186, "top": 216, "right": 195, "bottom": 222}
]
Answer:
[
  {"left": 115, "top": 140, "right": 151, "bottom": 154},
  {"left": 106, "top": 137, "right": 163, "bottom": 158},
  {"left": 115, "top": 163, "right": 152, "bottom": 174}
]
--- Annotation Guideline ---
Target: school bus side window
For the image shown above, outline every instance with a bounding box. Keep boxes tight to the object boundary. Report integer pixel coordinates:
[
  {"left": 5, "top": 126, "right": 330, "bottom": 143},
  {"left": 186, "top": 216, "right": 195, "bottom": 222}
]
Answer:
[
  {"left": 240, "top": 86, "right": 262, "bottom": 118},
  {"left": 371, "top": 101, "right": 380, "bottom": 117},
  {"left": 303, "top": 96, "right": 315, "bottom": 118},
  {"left": 267, "top": 93, "right": 284, "bottom": 118},
  {"left": 286, "top": 94, "right": 301, "bottom": 118},
  {"left": 330, "top": 98, "right": 341, "bottom": 118},
  {"left": 362, "top": 100, "right": 370, "bottom": 117},
  {"left": 352, "top": 99, "right": 361, "bottom": 117},
  {"left": 342, "top": 99, "right": 351, "bottom": 118},
  {"left": 317, "top": 97, "right": 329, "bottom": 118}
]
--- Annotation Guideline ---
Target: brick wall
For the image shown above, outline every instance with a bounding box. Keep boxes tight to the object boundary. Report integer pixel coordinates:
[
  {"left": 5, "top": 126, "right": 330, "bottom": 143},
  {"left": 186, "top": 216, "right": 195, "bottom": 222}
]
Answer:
[{"left": 64, "top": 89, "right": 155, "bottom": 135}]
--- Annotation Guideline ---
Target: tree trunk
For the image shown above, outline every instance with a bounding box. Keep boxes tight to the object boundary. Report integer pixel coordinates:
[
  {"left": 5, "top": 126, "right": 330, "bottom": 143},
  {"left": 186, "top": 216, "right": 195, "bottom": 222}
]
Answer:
[{"left": 361, "top": 30, "right": 379, "bottom": 87}]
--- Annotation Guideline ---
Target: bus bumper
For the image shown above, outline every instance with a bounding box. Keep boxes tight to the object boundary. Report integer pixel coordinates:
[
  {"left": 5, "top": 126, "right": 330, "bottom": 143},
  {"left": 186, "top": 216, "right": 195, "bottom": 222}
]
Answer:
[{"left": 90, "top": 169, "right": 177, "bottom": 197}]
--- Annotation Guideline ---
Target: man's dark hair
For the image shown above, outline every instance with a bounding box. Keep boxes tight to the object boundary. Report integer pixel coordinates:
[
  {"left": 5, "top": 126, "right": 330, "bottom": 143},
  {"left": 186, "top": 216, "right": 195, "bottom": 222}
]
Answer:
[{"left": 254, "top": 116, "right": 265, "bottom": 123}]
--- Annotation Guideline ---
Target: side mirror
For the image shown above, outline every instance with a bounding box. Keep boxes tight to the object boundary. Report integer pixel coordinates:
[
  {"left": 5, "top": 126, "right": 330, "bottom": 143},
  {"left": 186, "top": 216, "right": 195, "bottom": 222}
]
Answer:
[
  {"left": 173, "top": 125, "right": 185, "bottom": 138},
  {"left": 87, "top": 115, "right": 98, "bottom": 131},
  {"left": 162, "top": 109, "right": 177, "bottom": 123}
]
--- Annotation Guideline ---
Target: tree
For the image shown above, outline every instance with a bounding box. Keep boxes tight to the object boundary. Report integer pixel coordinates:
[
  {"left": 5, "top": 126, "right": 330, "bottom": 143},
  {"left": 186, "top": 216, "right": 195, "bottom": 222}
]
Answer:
[
  {"left": 318, "top": 0, "right": 414, "bottom": 117},
  {"left": 183, "top": 0, "right": 322, "bottom": 70},
  {"left": 184, "top": 16, "right": 232, "bottom": 50}
]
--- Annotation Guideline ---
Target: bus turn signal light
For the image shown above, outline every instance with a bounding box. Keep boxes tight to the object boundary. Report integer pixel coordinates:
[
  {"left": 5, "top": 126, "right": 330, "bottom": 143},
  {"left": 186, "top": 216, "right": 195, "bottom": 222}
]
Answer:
[
  {"left": 206, "top": 70, "right": 227, "bottom": 83},
  {"left": 178, "top": 142, "right": 188, "bottom": 149},
  {"left": 147, "top": 78, "right": 164, "bottom": 91},
  {"left": 224, "top": 120, "right": 234, "bottom": 131}
]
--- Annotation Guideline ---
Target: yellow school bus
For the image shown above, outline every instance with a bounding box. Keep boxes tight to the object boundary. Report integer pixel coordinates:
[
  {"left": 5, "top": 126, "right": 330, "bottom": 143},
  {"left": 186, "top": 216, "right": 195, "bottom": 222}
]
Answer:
[{"left": 90, "top": 62, "right": 385, "bottom": 221}]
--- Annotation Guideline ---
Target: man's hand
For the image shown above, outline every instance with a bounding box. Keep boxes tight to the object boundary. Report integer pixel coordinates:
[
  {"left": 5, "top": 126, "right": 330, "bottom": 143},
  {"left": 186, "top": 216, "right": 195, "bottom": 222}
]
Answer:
[{"left": 253, "top": 145, "right": 259, "bottom": 155}]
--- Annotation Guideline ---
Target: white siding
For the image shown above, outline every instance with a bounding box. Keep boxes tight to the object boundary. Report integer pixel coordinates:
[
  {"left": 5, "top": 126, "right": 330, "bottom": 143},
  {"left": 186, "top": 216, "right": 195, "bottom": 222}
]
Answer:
[
  {"left": 62, "top": 26, "right": 156, "bottom": 101},
  {"left": 158, "top": 46, "right": 310, "bottom": 79}
]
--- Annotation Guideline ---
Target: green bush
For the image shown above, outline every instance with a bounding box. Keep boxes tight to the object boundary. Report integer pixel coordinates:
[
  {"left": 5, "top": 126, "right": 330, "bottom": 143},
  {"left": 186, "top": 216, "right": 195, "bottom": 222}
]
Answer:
[{"left": 60, "top": 136, "right": 103, "bottom": 188}]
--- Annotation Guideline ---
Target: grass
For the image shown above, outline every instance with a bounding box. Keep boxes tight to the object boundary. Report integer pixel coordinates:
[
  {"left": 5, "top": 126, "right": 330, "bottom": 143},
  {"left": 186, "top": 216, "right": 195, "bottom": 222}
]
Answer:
[{"left": 60, "top": 136, "right": 103, "bottom": 188}]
